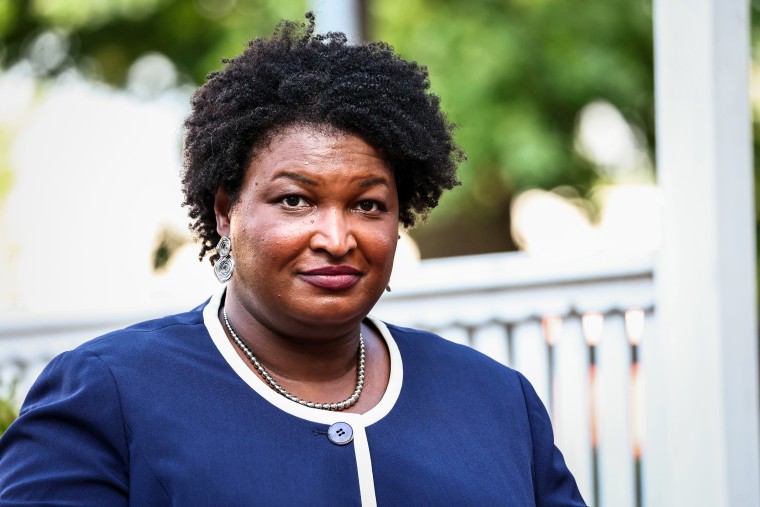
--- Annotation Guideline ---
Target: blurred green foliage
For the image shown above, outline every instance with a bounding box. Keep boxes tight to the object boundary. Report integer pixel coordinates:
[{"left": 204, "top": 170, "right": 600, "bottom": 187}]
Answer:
[
  {"left": 0, "top": 403, "right": 17, "bottom": 436},
  {"left": 372, "top": 0, "right": 653, "bottom": 254},
  {"left": 0, "top": 0, "right": 683, "bottom": 257},
  {"left": 0, "top": 379, "right": 18, "bottom": 436},
  {"left": 752, "top": 5, "right": 760, "bottom": 295},
  {"left": 0, "top": 130, "right": 14, "bottom": 200},
  {"left": 376, "top": 0, "right": 653, "bottom": 192},
  {"left": 152, "top": 226, "right": 189, "bottom": 271},
  {"left": 0, "top": 0, "right": 308, "bottom": 85}
]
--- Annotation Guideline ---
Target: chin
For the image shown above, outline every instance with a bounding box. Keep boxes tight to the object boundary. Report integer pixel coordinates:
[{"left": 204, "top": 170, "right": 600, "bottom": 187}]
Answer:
[{"left": 285, "top": 299, "right": 376, "bottom": 330}]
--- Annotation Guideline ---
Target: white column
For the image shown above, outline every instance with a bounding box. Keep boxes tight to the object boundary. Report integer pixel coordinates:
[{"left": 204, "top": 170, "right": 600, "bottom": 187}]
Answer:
[
  {"left": 649, "top": 1, "right": 760, "bottom": 506},
  {"left": 309, "top": 0, "right": 362, "bottom": 42}
]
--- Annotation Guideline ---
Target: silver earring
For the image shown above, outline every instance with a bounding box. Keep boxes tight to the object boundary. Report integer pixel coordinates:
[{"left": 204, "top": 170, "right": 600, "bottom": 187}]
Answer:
[
  {"left": 385, "top": 285, "right": 392, "bottom": 292},
  {"left": 214, "top": 236, "right": 234, "bottom": 283}
]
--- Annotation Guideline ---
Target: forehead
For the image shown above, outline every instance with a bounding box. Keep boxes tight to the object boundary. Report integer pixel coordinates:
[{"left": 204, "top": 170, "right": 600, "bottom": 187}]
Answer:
[{"left": 247, "top": 125, "right": 391, "bottom": 180}]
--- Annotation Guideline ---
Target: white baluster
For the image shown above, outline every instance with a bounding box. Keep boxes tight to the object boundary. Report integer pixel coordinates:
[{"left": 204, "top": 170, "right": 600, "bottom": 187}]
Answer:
[
  {"left": 471, "top": 323, "right": 509, "bottom": 366},
  {"left": 597, "top": 314, "right": 635, "bottom": 507},
  {"left": 512, "top": 320, "right": 549, "bottom": 407},
  {"left": 437, "top": 326, "right": 469, "bottom": 347},
  {"left": 554, "top": 316, "right": 593, "bottom": 504}
]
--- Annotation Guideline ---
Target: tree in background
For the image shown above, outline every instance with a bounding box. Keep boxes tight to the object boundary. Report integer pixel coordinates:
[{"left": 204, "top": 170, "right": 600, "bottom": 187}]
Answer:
[
  {"left": 0, "top": 378, "right": 17, "bottom": 435},
  {"left": 0, "top": 0, "right": 308, "bottom": 85},
  {"left": 1, "top": 0, "right": 663, "bottom": 258},
  {"left": 372, "top": 0, "right": 654, "bottom": 256}
]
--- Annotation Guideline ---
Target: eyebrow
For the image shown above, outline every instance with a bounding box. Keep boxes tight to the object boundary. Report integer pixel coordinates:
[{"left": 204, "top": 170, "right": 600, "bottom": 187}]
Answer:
[
  {"left": 274, "top": 172, "right": 390, "bottom": 189},
  {"left": 358, "top": 177, "right": 390, "bottom": 189},
  {"left": 273, "top": 172, "right": 319, "bottom": 186}
]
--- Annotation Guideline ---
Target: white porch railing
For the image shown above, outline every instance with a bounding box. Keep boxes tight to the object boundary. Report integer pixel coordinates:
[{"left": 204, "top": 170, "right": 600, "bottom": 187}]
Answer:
[{"left": 0, "top": 250, "right": 655, "bottom": 507}]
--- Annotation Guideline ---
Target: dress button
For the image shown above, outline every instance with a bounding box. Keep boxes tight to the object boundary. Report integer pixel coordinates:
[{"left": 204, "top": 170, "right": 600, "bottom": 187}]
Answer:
[{"left": 327, "top": 422, "right": 354, "bottom": 445}]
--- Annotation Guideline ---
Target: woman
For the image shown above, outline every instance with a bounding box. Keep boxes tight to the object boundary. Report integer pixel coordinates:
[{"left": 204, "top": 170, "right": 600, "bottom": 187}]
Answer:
[{"left": 0, "top": 15, "right": 585, "bottom": 506}]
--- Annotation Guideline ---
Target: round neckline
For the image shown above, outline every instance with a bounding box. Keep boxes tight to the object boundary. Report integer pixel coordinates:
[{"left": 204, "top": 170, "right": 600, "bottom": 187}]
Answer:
[{"left": 203, "top": 287, "right": 403, "bottom": 427}]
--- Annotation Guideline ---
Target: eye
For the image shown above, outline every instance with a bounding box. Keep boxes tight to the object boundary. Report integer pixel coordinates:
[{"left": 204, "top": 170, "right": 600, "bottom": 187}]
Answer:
[
  {"left": 357, "top": 200, "right": 382, "bottom": 212},
  {"left": 281, "top": 195, "right": 307, "bottom": 207}
]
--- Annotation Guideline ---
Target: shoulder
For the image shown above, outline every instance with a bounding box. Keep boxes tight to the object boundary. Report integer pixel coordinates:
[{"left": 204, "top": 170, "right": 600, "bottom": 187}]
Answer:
[
  {"left": 74, "top": 300, "right": 209, "bottom": 358},
  {"left": 16, "top": 299, "right": 219, "bottom": 424},
  {"left": 379, "top": 322, "right": 585, "bottom": 504},
  {"left": 30, "top": 300, "right": 215, "bottom": 399},
  {"left": 0, "top": 307, "right": 207, "bottom": 503}
]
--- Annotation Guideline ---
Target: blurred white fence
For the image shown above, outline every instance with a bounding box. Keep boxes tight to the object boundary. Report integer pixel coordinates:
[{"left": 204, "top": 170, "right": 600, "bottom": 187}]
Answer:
[{"left": 0, "top": 250, "right": 655, "bottom": 507}]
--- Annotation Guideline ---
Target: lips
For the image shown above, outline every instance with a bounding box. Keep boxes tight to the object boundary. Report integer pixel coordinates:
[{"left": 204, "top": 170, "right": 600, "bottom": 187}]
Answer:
[{"left": 299, "top": 266, "right": 362, "bottom": 290}]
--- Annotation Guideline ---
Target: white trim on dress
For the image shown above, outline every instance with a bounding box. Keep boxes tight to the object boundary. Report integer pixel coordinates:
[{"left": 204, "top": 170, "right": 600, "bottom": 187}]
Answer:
[{"left": 203, "top": 286, "right": 403, "bottom": 507}]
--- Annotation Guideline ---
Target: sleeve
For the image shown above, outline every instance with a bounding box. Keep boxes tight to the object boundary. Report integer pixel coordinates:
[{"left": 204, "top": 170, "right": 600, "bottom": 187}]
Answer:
[
  {"left": 0, "top": 349, "right": 129, "bottom": 505},
  {"left": 518, "top": 372, "right": 587, "bottom": 507}
]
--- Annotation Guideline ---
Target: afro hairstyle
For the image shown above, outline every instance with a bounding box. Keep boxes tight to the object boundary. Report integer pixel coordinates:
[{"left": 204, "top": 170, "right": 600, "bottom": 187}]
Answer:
[{"left": 182, "top": 13, "right": 463, "bottom": 263}]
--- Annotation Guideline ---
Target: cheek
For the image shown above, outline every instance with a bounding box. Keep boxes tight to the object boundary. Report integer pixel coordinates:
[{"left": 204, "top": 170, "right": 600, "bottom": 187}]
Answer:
[
  {"left": 365, "top": 226, "right": 398, "bottom": 266},
  {"left": 232, "top": 215, "right": 309, "bottom": 265}
]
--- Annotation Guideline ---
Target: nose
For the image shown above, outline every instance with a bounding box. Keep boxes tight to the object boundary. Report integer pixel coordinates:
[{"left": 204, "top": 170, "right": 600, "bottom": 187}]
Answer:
[{"left": 309, "top": 208, "right": 357, "bottom": 257}]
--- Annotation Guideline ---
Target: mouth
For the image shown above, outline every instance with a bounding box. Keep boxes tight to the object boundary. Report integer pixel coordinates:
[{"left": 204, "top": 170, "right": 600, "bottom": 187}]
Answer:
[{"left": 299, "top": 266, "right": 362, "bottom": 290}]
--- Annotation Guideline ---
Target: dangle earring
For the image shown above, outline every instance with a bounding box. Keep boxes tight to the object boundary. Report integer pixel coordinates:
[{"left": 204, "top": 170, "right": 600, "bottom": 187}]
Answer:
[{"left": 214, "top": 236, "right": 234, "bottom": 283}]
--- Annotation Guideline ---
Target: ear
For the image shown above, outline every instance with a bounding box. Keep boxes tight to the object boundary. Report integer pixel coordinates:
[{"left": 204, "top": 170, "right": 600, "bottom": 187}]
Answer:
[{"left": 214, "top": 188, "right": 232, "bottom": 238}]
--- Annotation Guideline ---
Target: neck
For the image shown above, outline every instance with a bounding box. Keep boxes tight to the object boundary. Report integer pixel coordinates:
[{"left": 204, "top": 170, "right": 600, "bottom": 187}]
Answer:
[{"left": 220, "top": 292, "right": 362, "bottom": 384}]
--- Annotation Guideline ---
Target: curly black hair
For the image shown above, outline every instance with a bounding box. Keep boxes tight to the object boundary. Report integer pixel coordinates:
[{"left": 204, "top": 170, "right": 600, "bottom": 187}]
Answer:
[{"left": 182, "top": 13, "right": 463, "bottom": 262}]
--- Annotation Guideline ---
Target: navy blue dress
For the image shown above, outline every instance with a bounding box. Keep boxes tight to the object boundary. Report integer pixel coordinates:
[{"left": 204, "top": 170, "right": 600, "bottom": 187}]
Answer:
[{"left": 0, "top": 290, "right": 585, "bottom": 506}]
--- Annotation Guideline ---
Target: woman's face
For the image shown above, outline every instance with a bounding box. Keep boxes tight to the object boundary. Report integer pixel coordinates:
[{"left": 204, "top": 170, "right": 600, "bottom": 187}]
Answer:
[{"left": 215, "top": 124, "right": 399, "bottom": 337}]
